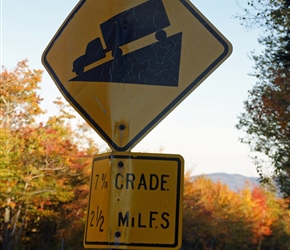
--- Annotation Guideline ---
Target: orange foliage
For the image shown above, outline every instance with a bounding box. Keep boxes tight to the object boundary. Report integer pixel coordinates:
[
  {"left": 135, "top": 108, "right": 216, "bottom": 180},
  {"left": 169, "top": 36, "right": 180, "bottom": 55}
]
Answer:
[
  {"left": 183, "top": 173, "right": 290, "bottom": 249},
  {"left": 0, "top": 61, "right": 99, "bottom": 249}
]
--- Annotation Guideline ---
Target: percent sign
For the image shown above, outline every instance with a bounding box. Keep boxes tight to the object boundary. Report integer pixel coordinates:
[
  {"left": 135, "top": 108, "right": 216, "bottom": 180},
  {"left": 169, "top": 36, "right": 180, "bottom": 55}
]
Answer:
[{"left": 95, "top": 173, "right": 108, "bottom": 190}]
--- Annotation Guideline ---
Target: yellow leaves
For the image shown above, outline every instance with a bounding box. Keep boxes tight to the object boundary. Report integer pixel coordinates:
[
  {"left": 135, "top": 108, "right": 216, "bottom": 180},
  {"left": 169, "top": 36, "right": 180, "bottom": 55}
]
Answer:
[
  {"left": 39, "top": 209, "right": 60, "bottom": 218},
  {"left": 0, "top": 60, "right": 99, "bottom": 249},
  {"left": 55, "top": 190, "right": 75, "bottom": 203},
  {"left": 183, "top": 172, "right": 290, "bottom": 248},
  {"left": 0, "top": 60, "right": 44, "bottom": 128},
  {"left": 8, "top": 200, "right": 16, "bottom": 209}
]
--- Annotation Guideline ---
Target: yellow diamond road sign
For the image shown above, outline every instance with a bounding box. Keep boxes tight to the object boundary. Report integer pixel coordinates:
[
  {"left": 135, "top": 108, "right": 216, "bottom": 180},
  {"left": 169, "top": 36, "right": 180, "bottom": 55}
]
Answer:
[
  {"left": 42, "top": 0, "right": 232, "bottom": 151},
  {"left": 84, "top": 152, "right": 184, "bottom": 249}
]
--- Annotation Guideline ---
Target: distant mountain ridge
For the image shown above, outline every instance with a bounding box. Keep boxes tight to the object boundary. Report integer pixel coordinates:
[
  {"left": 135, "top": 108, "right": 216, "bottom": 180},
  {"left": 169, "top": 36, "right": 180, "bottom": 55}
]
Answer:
[{"left": 195, "top": 173, "right": 260, "bottom": 192}]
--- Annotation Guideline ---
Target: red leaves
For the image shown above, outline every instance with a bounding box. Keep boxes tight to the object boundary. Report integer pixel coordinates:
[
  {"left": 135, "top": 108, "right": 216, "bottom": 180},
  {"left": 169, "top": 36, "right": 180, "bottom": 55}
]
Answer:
[
  {"left": 0, "top": 60, "right": 98, "bottom": 249},
  {"left": 183, "top": 174, "right": 290, "bottom": 248}
]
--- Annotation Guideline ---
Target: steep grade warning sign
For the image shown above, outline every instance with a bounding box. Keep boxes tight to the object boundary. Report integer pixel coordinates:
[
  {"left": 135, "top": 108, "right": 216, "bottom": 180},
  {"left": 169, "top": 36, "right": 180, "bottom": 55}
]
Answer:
[{"left": 42, "top": 0, "right": 232, "bottom": 151}]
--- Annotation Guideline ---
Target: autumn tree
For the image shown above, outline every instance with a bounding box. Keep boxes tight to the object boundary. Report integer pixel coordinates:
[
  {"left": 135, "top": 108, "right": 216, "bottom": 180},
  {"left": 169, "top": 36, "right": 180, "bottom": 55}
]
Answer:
[
  {"left": 236, "top": 0, "right": 290, "bottom": 197},
  {"left": 0, "top": 61, "right": 98, "bottom": 249},
  {"left": 183, "top": 174, "right": 253, "bottom": 249},
  {"left": 182, "top": 173, "right": 290, "bottom": 249},
  {"left": 260, "top": 190, "right": 290, "bottom": 249}
]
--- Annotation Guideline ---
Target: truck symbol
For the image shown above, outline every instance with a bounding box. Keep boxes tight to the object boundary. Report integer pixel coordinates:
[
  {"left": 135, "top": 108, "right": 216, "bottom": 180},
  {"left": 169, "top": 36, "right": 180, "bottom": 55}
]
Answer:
[{"left": 72, "top": 0, "right": 171, "bottom": 76}]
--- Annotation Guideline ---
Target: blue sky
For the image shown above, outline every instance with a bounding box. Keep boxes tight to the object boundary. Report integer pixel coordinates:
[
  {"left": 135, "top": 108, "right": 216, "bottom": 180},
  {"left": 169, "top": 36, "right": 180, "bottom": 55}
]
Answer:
[{"left": 1, "top": 0, "right": 262, "bottom": 177}]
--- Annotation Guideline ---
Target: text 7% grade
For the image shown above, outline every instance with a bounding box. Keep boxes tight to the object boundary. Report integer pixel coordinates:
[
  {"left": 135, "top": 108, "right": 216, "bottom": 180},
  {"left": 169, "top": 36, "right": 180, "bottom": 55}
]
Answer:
[{"left": 95, "top": 173, "right": 108, "bottom": 190}]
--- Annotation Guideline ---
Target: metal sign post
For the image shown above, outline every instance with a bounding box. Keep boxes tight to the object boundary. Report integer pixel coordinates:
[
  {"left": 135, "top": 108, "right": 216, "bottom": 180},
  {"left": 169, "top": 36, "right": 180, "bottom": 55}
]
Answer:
[{"left": 43, "top": 0, "right": 232, "bottom": 249}]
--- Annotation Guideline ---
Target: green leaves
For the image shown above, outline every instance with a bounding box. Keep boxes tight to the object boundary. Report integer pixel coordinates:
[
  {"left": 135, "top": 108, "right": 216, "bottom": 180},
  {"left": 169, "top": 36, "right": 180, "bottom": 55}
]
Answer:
[
  {"left": 237, "top": 0, "right": 290, "bottom": 198},
  {"left": 0, "top": 61, "right": 98, "bottom": 249}
]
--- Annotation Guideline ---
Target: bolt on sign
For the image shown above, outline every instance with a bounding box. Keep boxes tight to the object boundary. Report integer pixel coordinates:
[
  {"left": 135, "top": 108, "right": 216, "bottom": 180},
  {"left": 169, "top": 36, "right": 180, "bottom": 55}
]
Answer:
[
  {"left": 84, "top": 152, "right": 184, "bottom": 249},
  {"left": 42, "top": 0, "right": 232, "bottom": 152}
]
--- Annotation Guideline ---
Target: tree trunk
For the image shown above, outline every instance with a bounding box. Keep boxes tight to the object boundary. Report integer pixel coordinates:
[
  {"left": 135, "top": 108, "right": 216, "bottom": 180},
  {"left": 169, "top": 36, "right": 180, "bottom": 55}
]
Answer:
[{"left": 2, "top": 222, "right": 12, "bottom": 250}]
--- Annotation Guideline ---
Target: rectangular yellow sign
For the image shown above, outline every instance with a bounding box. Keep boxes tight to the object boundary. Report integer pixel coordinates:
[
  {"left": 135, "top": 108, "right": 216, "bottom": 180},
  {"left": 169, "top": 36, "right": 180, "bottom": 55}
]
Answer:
[{"left": 84, "top": 152, "right": 184, "bottom": 249}]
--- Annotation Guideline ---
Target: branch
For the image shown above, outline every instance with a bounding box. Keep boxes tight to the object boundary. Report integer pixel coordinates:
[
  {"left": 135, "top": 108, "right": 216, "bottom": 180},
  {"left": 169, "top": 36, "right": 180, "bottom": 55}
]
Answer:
[
  {"left": 31, "top": 174, "right": 44, "bottom": 180},
  {"left": 39, "top": 167, "right": 68, "bottom": 172},
  {"left": 14, "top": 205, "right": 27, "bottom": 248},
  {"left": 28, "top": 189, "right": 55, "bottom": 196},
  {"left": 11, "top": 204, "right": 22, "bottom": 237}
]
